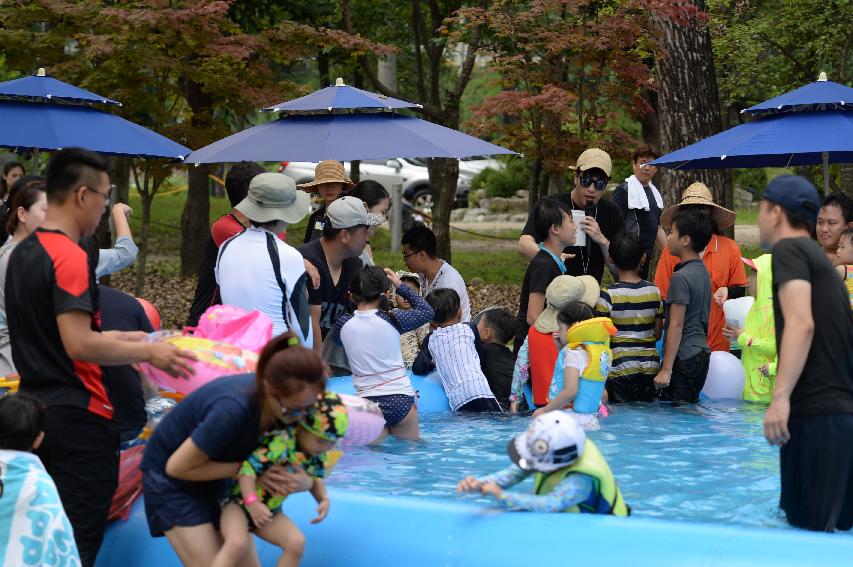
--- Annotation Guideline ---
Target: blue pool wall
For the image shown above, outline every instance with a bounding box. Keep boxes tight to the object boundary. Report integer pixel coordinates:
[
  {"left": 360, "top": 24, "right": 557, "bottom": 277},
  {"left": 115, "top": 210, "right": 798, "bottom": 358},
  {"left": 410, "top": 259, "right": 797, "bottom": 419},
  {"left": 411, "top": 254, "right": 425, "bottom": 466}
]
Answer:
[{"left": 96, "top": 372, "right": 853, "bottom": 566}]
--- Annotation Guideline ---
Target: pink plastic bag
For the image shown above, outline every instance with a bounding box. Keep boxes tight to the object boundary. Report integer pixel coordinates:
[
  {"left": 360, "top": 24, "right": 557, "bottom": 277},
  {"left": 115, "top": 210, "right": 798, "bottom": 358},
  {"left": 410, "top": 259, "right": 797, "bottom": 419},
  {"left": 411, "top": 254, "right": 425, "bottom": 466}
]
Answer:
[{"left": 185, "top": 305, "right": 272, "bottom": 353}]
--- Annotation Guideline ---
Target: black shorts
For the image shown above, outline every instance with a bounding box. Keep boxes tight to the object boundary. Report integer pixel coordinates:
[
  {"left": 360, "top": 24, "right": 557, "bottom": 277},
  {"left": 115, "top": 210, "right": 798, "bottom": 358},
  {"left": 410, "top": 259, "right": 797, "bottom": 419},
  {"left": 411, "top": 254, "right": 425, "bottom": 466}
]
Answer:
[
  {"left": 364, "top": 394, "right": 415, "bottom": 427},
  {"left": 780, "top": 413, "right": 853, "bottom": 532},
  {"left": 606, "top": 375, "right": 656, "bottom": 403},
  {"left": 659, "top": 350, "right": 710, "bottom": 404},
  {"left": 142, "top": 468, "right": 224, "bottom": 537},
  {"left": 37, "top": 405, "right": 119, "bottom": 567},
  {"left": 457, "top": 397, "right": 503, "bottom": 413}
]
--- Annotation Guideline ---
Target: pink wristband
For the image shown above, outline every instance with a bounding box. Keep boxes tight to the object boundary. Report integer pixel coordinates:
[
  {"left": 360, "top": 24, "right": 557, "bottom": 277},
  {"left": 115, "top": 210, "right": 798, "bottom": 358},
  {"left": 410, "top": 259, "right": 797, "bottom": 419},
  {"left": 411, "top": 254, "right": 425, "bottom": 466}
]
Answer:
[{"left": 243, "top": 493, "right": 259, "bottom": 506}]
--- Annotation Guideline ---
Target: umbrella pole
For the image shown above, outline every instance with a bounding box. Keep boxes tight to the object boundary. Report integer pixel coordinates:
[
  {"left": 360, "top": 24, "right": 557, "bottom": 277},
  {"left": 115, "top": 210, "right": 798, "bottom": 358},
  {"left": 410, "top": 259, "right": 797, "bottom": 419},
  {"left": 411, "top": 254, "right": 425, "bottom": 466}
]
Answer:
[{"left": 822, "top": 152, "right": 830, "bottom": 193}]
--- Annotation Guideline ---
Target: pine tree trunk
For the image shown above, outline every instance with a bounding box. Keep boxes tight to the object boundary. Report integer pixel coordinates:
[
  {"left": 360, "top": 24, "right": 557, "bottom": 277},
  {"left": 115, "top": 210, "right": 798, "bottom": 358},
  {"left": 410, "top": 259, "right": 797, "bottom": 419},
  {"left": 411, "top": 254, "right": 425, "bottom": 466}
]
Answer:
[
  {"left": 427, "top": 157, "right": 458, "bottom": 263},
  {"left": 651, "top": 4, "right": 732, "bottom": 221}
]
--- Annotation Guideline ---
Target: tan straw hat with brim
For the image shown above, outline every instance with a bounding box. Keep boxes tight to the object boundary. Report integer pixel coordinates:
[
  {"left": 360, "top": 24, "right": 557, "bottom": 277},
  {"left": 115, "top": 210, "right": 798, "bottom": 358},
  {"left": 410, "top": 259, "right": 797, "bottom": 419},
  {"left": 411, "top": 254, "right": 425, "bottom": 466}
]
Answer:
[
  {"left": 297, "top": 160, "right": 355, "bottom": 191},
  {"left": 234, "top": 172, "right": 310, "bottom": 224},
  {"left": 659, "top": 182, "right": 737, "bottom": 231},
  {"left": 533, "top": 275, "right": 601, "bottom": 334}
]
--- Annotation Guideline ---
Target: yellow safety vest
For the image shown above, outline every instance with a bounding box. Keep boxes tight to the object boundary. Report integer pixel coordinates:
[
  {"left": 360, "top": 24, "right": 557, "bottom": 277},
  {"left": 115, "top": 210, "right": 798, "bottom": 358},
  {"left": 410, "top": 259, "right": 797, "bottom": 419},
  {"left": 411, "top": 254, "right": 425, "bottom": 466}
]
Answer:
[
  {"left": 533, "top": 439, "right": 629, "bottom": 516},
  {"left": 566, "top": 317, "right": 617, "bottom": 383}
]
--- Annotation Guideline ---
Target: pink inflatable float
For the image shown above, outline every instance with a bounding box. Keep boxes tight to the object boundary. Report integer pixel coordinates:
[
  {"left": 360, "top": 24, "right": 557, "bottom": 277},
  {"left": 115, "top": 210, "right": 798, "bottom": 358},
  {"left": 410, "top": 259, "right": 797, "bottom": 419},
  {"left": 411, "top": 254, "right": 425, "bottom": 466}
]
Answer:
[
  {"left": 339, "top": 394, "right": 385, "bottom": 446},
  {"left": 138, "top": 332, "right": 258, "bottom": 395}
]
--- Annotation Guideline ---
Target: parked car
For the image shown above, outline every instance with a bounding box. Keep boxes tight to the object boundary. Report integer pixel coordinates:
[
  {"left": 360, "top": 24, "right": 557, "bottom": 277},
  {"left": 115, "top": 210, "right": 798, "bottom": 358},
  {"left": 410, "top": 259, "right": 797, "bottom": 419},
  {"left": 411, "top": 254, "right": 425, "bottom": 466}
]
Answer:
[{"left": 280, "top": 158, "right": 473, "bottom": 215}]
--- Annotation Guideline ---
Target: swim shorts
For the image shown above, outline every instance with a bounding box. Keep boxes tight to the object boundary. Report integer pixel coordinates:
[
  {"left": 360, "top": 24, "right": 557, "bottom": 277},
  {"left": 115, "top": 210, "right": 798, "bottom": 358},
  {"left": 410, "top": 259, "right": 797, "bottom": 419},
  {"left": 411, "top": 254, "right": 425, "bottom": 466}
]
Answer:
[{"left": 364, "top": 394, "right": 415, "bottom": 427}]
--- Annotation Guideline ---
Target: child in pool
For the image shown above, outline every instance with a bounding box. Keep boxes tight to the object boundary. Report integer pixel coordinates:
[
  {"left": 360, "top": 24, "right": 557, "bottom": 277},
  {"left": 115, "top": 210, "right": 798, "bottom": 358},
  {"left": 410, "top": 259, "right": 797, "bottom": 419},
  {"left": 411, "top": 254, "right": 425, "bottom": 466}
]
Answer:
[
  {"left": 532, "top": 303, "right": 616, "bottom": 431},
  {"left": 214, "top": 392, "right": 348, "bottom": 567},
  {"left": 333, "top": 266, "right": 434, "bottom": 440},
  {"left": 395, "top": 271, "right": 431, "bottom": 368},
  {"left": 834, "top": 228, "right": 853, "bottom": 310},
  {"left": 457, "top": 411, "right": 629, "bottom": 515}
]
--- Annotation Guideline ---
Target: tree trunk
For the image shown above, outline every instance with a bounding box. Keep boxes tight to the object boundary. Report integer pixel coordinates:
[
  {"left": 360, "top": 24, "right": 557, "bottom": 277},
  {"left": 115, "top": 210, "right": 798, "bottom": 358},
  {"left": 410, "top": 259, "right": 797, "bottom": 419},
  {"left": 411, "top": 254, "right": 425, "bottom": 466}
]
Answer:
[
  {"left": 839, "top": 164, "right": 853, "bottom": 196},
  {"left": 651, "top": 4, "right": 732, "bottom": 217},
  {"left": 427, "top": 157, "right": 459, "bottom": 263},
  {"left": 640, "top": 89, "right": 660, "bottom": 149},
  {"left": 317, "top": 50, "right": 331, "bottom": 87},
  {"left": 111, "top": 157, "right": 131, "bottom": 204},
  {"left": 135, "top": 192, "right": 153, "bottom": 296},
  {"left": 180, "top": 79, "right": 213, "bottom": 277},
  {"left": 529, "top": 159, "right": 543, "bottom": 210}
]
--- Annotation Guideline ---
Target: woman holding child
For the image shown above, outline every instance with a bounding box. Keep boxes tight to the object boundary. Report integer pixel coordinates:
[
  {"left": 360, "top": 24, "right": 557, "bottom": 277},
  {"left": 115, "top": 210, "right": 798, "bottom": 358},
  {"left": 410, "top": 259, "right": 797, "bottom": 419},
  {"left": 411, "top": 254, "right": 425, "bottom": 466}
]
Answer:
[{"left": 140, "top": 333, "right": 325, "bottom": 567}]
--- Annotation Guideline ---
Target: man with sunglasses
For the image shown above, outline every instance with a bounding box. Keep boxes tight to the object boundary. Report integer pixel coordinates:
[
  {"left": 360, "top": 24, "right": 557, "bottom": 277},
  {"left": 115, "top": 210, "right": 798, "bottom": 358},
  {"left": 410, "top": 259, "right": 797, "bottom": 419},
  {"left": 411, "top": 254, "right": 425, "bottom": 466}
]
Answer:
[
  {"left": 518, "top": 148, "right": 624, "bottom": 283},
  {"left": 611, "top": 146, "right": 666, "bottom": 280}
]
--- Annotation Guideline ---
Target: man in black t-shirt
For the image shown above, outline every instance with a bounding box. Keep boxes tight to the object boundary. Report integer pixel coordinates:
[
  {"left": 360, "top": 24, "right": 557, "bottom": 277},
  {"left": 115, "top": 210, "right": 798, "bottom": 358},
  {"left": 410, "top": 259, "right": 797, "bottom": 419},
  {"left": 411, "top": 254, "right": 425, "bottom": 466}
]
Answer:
[
  {"left": 611, "top": 145, "right": 666, "bottom": 279},
  {"left": 299, "top": 197, "right": 383, "bottom": 374},
  {"left": 518, "top": 148, "right": 624, "bottom": 283},
  {"left": 757, "top": 175, "right": 853, "bottom": 532},
  {"left": 6, "top": 148, "right": 194, "bottom": 566}
]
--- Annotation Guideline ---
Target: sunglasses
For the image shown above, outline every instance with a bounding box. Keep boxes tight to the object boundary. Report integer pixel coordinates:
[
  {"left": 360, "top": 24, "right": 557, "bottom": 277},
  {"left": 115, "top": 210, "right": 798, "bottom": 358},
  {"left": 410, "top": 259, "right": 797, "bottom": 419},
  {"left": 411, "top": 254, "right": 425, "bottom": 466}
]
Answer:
[{"left": 579, "top": 173, "right": 608, "bottom": 191}]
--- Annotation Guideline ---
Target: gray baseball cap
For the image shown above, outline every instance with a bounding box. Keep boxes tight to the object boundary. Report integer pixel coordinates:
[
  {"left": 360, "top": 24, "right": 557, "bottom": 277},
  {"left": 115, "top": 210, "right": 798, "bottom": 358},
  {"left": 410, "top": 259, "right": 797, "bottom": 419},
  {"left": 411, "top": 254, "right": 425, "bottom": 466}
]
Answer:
[
  {"left": 234, "top": 172, "right": 310, "bottom": 224},
  {"left": 326, "top": 196, "right": 385, "bottom": 229}
]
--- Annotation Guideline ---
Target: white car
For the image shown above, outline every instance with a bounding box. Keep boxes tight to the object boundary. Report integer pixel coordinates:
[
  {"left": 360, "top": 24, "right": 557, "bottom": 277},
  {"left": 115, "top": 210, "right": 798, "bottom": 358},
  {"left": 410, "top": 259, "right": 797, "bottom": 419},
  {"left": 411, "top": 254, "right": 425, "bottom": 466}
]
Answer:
[{"left": 280, "top": 158, "right": 473, "bottom": 214}]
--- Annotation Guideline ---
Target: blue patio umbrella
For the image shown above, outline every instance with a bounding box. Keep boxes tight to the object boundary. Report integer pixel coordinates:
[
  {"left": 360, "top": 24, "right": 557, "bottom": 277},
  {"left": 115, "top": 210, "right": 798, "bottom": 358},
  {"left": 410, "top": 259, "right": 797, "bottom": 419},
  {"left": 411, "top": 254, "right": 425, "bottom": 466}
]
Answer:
[
  {"left": 0, "top": 68, "right": 120, "bottom": 106},
  {"left": 0, "top": 100, "right": 190, "bottom": 159},
  {"left": 184, "top": 113, "right": 516, "bottom": 164},
  {"left": 744, "top": 72, "right": 853, "bottom": 115},
  {"left": 263, "top": 77, "right": 421, "bottom": 113}
]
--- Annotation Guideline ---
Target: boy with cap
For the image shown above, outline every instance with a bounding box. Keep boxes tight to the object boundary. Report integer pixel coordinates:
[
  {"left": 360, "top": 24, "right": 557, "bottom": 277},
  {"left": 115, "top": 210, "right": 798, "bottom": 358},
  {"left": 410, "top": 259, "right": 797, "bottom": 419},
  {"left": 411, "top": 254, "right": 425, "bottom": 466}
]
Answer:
[
  {"left": 457, "top": 411, "right": 629, "bottom": 515},
  {"left": 298, "top": 160, "right": 355, "bottom": 243},
  {"left": 299, "top": 196, "right": 384, "bottom": 368},
  {"left": 216, "top": 172, "right": 312, "bottom": 341},
  {"left": 518, "top": 148, "right": 624, "bottom": 283},
  {"left": 757, "top": 175, "right": 853, "bottom": 532}
]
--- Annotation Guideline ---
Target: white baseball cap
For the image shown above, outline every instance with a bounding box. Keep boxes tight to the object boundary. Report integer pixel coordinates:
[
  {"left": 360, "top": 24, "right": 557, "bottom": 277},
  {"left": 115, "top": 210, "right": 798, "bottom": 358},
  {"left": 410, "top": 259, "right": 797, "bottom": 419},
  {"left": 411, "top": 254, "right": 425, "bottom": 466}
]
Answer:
[
  {"left": 508, "top": 411, "right": 586, "bottom": 472},
  {"left": 326, "top": 196, "right": 385, "bottom": 229}
]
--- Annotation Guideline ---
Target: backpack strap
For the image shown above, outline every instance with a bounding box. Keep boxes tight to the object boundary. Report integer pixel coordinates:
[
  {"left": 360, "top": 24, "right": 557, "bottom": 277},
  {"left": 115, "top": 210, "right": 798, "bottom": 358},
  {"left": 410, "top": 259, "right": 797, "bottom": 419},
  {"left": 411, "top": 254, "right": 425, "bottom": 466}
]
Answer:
[{"left": 264, "top": 231, "right": 292, "bottom": 330}]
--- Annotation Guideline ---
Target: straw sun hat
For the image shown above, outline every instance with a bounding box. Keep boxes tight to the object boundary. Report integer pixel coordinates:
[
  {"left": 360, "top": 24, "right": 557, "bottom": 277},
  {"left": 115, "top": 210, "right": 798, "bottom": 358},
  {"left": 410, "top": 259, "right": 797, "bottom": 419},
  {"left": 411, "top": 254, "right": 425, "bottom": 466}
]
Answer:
[
  {"left": 533, "top": 275, "right": 600, "bottom": 334},
  {"left": 660, "top": 182, "right": 737, "bottom": 231},
  {"left": 297, "top": 160, "right": 355, "bottom": 191}
]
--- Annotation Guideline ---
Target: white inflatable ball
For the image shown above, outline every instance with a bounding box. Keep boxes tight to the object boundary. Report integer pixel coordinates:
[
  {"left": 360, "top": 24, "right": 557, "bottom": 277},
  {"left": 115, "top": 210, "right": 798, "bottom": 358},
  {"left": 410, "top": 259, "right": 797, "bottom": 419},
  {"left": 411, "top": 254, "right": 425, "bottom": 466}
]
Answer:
[{"left": 702, "top": 351, "right": 746, "bottom": 399}]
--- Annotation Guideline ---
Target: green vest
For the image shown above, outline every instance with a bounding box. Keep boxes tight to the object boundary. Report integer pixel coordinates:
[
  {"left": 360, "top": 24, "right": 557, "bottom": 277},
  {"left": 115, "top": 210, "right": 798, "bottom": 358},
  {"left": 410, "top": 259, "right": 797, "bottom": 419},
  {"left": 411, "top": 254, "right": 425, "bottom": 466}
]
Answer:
[{"left": 533, "top": 439, "right": 629, "bottom": 516}]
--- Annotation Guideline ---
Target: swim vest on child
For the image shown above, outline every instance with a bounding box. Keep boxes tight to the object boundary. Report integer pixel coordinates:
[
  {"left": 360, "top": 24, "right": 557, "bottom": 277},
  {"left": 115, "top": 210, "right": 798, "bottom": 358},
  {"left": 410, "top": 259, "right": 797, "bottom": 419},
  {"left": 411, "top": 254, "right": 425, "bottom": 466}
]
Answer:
[
  {"left": 528, "top": 328, "right": 559, "bottom": 406},
  {"left": 533, "top": 439, "right": 629, "bottom": 516},
  {"left": 566, "top": 317, "right": 616, "bottom": 414},
  {"left": 844, "top": 265, "right": 853, "bottom": 311}
]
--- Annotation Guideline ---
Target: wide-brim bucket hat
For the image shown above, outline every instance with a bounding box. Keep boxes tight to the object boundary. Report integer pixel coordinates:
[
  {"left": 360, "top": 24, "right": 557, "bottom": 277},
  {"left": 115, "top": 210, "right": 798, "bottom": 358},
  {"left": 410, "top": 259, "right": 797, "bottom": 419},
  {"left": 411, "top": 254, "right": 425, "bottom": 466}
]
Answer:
[
  {"left": 533, "top": 275, "right": 600, "bottom": 334},
  {"left": 660, "top": 181, "right": 737, "bottom": 231},
  {"left": 297, "top": 160, "right": 355, "bottom": 191},
  {"left": 234, "top": 172, "right": 310, "bottom": 224}
]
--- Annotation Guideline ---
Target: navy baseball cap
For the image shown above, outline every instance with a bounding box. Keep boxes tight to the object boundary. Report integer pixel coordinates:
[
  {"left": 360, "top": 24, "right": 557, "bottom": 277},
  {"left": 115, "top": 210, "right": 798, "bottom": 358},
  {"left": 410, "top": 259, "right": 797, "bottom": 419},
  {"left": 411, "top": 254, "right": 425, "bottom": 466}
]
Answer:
[{"left": 762, "top": 175, "right": 820, "bottom": 221}]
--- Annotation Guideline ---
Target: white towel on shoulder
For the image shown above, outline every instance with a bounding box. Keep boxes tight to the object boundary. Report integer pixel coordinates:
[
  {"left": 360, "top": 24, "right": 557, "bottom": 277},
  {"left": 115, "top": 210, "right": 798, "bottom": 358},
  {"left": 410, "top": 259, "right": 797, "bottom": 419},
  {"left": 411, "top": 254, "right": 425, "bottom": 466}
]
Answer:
[{"left": 625, "top": 175, "right": 664, "bottom": 211}]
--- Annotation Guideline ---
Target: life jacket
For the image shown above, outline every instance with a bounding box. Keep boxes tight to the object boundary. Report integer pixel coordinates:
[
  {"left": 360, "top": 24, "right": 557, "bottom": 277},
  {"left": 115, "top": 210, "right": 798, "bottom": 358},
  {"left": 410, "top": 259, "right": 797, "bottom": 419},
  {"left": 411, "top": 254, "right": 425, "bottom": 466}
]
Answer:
[
  {"left": 844, "top": 265, "right": 853, "bottom": 312},
  {"left": 533, "top": 439, "right": 629, "bottom": 516},
  {"left": 565, "top": 317, "right": 616, "bottom": 413},
  {"left": 528, "top": 328, "right": 559, "bottom": 406}
]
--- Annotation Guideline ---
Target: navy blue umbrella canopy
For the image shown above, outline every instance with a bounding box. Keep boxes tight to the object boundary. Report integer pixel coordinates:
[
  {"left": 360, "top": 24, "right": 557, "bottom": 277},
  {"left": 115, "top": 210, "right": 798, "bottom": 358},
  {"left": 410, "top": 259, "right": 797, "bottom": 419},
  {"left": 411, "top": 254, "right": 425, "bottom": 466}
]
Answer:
[
  {"left": 0, "top": 100, "right": 190, "bottom": 159},
  {"left": 0, "top": 68, "right": 120, "bottom": 106},
  {"left": 185, "top": 113, "right": 516, "bottom": 164},
  {"left": 650, "top": 110, "right": 853, "bottom": 169},
  {"left": 263, "top": 78, "right": 421, "bottom": 113},
  {"left": 744, "top": 73, "right": 853, "bottom": 115}
]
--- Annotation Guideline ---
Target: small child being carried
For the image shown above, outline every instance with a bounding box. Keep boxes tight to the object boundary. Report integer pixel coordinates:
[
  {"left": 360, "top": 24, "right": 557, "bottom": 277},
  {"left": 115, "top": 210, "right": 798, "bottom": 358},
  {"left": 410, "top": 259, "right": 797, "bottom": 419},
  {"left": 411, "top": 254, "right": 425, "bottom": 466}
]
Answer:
[
  {"left": 834, "top": 227, "right": 853, "bottom": 311},
  {"left": 457, "top": 411, "right": 629, "bottom": 515},
  {"left": 394, "top": 271, "right": 431, "bottom": 368},
  {"left": 532, "top": 303, "right": 616, "bottom": 430},
  {"left": 214, "top": 392, "right": 348, "bottom": 567}
]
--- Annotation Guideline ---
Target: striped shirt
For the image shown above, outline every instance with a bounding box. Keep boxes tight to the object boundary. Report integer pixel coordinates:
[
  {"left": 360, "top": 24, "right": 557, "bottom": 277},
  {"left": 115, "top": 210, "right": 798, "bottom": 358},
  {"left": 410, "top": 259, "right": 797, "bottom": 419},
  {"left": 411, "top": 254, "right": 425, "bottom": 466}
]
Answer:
[
  {"left": 596, "top": 281, "right": 663, "bottom": 379},
  {"left": 428, "top": 323, "right": 497, "bottom": 410}
]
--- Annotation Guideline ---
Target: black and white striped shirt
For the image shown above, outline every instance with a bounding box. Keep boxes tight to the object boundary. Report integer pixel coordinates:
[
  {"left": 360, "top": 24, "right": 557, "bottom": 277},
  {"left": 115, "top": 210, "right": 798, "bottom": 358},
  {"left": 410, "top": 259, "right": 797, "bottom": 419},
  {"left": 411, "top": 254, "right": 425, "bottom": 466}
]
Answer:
[{"left": 428, "top": 323, "right": 497, "bottom": 410}]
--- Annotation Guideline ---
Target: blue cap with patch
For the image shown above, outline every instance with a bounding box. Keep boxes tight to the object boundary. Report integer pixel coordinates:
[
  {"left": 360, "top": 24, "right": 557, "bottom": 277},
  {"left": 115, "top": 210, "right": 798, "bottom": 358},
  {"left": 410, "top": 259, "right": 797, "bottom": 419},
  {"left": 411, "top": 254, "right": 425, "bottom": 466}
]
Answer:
[{"left": 762, "top": 175, "right": 820, "bottom": 221}]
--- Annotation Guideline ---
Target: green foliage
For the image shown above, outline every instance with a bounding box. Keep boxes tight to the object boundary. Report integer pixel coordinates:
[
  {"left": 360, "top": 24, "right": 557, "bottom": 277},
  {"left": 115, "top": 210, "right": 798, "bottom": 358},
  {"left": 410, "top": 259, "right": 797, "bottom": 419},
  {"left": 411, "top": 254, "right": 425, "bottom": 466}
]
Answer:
[
  {"left": 733, "top": 168, "right": 768, "bottom": 196},
  {"left": 471, "top": 159, "right": 530, "bottom": 199}
]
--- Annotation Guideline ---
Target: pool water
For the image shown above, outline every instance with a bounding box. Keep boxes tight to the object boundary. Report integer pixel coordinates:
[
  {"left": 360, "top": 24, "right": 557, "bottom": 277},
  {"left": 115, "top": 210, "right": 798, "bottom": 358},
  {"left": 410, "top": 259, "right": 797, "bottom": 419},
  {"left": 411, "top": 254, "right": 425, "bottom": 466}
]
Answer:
[{"left": 328, "top": 401, "right": 846, "bottom": 532}]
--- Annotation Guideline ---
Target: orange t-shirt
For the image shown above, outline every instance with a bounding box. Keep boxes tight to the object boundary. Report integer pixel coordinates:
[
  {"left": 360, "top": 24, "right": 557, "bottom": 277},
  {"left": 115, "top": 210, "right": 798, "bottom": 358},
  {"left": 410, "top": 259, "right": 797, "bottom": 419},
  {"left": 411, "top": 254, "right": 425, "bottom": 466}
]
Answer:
[
  {"left": 528, "top": 328, "right": 559, "bottom": 406},
  {"left": 655, "top": 234, "right": 747, "bottom": 352}
]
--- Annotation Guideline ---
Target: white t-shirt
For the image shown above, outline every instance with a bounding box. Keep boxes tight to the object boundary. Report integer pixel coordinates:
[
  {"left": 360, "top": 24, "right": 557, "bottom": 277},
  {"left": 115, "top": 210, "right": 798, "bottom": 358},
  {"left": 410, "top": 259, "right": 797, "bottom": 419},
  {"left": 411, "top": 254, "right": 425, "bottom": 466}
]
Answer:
[
  {"left": 339, "top": 310, "right": 414, "bottom": 397},
  {"left": 216, "top": 227, "right": 312, "bottom": 347},
  {"left": 428, "top": 323, "right": 496, "bottom": 410},
  {"left": 422, "top": 260, "right": 471, "bottom": 322}
]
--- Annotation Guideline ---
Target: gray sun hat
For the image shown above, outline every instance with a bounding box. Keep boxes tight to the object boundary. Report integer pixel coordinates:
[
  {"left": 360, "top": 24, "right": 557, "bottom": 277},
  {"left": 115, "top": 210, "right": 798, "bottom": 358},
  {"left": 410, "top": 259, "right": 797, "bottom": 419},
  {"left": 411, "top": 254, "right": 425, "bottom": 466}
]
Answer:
[
  {"left": 326, "top": 196, "right": 385, "bottom": 229},
  {"left": 234, "top": 172, "right": 310, "bottom": 224}
]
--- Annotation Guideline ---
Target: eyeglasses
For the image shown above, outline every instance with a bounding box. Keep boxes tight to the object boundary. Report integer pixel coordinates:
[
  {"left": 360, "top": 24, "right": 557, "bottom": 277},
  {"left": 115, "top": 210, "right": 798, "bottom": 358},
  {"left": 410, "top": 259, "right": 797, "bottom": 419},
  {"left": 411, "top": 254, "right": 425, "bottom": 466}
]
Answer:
[
  {"left": 83, "top": 185, "right": 112, "bottom": 201},
  {"left": 637, "top": 161, "right": 657, "bottom": 170},
  {"left": 579, "top": 173, "right": 608, "bottom": 191},
  {"left": 401, "top": 249, "right": 421, "bottom": 260}
]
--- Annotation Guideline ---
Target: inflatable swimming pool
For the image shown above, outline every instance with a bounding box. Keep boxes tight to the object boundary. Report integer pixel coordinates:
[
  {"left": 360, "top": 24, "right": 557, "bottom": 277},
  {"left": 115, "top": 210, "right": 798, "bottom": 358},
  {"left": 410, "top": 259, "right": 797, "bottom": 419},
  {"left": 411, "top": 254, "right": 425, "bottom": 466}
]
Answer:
[{"left": 97, "top": 372, "right": 853, "bottom": 566}]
